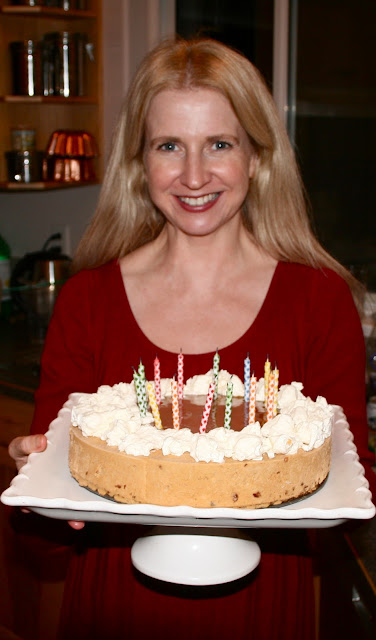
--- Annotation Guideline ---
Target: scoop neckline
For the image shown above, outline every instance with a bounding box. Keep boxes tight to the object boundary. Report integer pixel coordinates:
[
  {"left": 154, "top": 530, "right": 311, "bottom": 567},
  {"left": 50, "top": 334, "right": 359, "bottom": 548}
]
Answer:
[{"left": 113, "top": 258, "right": 282, "bottom": 358}]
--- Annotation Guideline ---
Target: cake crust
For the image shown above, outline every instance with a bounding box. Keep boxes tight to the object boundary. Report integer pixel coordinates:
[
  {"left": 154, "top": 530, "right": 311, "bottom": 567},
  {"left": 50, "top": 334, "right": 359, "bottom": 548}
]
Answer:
[{"left": 69, "top": 425, "right": 331, "bottom": 509}]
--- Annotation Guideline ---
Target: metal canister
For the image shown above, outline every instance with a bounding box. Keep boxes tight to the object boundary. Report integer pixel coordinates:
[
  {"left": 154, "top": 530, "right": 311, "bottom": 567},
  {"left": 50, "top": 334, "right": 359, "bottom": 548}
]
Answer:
[
  {"left": 9, "top": 40, "right": 42, "bottom": 96},
  {"left": 42, "top": 31, "right": 77, "bottom": 97}
]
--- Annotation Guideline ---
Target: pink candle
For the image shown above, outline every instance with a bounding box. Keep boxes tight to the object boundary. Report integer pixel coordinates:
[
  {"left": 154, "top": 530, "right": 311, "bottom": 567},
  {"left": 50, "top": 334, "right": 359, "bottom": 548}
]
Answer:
[
  {"left": 154, "top": 355, "right": 161, "bottom": 405},
  {"left": 248, "top": 374, "right": 257, "bottom": 424},
  {"left": 273, "top": 365, "right": 279, "bottom": 416},
  {"left": 177, "top": 350, "right": 184, "bottom": 399},
  {"left": 266, "top": 373, "right": 275, "bottom": 421},
  {"left": 199, "top": 379, "right": 215, "bottom": 434},
  {"left": 171, "top": 378, "right": 180, "bottom": 429}
]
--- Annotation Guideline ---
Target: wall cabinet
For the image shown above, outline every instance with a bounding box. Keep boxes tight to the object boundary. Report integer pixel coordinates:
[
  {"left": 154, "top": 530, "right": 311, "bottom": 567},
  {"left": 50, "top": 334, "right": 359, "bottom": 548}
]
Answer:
[{"left": 0, "top": 0, "right": 103, "bottom": 190}]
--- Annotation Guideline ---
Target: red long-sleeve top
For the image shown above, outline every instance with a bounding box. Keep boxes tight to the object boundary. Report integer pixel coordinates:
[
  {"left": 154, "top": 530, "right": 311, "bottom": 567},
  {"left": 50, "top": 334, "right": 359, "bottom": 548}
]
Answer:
[{"left": 29, "top": 259, "right": 374, "bottom": 640}]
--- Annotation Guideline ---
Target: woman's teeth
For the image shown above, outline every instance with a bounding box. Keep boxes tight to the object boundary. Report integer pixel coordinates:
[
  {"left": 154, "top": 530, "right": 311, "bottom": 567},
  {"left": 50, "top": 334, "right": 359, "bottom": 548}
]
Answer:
[{"left": 179, "top": 193, "right": 219, "bottom": 206}]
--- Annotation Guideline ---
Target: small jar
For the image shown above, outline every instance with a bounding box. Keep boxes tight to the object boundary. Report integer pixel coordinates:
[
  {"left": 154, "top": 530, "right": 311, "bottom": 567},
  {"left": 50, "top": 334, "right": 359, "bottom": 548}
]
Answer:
[{"left": 11, "top": 126, "right": 36, "bottom": 152}]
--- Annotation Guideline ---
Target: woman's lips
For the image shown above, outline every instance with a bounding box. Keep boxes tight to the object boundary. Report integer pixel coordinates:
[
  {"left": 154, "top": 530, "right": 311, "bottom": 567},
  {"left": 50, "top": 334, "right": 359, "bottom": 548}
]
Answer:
[{"left": 177, "top": 192, "right": 220, "bottom": 212}]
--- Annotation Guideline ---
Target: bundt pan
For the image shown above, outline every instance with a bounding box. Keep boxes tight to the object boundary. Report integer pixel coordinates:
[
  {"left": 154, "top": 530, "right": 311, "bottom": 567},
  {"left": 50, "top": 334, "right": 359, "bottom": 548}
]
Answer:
[{"left": 46, "top": 130, "right": 98, "bottom": 158}]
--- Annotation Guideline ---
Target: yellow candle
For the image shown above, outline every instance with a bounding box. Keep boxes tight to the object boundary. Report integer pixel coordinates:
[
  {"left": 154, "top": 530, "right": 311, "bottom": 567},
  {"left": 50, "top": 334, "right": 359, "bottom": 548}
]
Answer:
[
  {"left": 171, "top": 378, "right": 180, "bottom": 430},
  {"left": 264, "top": 357, "right": 271, "bottom": 405},
  {"left": 146, "top": 381, "right": 163, "bottom": 430}
]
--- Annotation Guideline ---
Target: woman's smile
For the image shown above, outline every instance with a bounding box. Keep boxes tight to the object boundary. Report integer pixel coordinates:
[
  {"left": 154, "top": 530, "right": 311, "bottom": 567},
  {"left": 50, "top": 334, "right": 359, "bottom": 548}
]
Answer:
[
  {"left": 144, "top": 88, "right": 257, "bottom": 237},
  {"left": 177, "top": 192, "right": 221, "bottom": 211}
]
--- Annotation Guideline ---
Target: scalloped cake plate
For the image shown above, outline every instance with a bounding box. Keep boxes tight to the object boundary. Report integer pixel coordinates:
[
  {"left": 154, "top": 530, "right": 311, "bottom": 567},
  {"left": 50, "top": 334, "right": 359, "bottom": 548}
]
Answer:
[{"left": 1, "top": 395, "right": 375, "bottom": 529}]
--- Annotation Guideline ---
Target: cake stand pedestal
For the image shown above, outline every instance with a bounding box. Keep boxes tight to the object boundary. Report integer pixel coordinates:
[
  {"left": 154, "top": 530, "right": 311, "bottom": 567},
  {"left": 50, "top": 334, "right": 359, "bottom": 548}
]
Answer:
[{"left": 131, "top": 526, "right": 261, "bottom": 585}]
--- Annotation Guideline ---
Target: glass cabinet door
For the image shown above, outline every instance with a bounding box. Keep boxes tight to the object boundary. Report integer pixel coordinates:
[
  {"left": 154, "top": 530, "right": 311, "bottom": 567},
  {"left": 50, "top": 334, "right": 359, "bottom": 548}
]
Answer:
[
  {"left": 292, "top": 0, "right": 376, "bottom": 288},
  {"left": 174, "top": 0, "right": 375, "bottom": 288},
  {"left": 176, "top": 0, "right": 274, "bottom": 89}
]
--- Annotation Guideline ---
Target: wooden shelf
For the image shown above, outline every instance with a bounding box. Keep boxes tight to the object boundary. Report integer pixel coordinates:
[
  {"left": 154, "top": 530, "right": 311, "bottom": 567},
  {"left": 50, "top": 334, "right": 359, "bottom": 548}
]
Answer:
[
  {"left": 0, "top": 0, "right": 103, "bottom": 184},
  {"left": 0, "top": 5, "right": 96, "bottom": 19},
  {"left": 1, "top": 95, "right": 98, "bottom": 104},
  {"left": 0, "top": 180, "right": 99, "bottom": 192}
]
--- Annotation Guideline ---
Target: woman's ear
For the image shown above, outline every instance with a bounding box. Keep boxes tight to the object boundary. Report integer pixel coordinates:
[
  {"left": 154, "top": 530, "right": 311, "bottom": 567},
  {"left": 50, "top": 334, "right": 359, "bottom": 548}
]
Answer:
[{"left": 248, "top": 152, "right": 259, "bottom": 179}]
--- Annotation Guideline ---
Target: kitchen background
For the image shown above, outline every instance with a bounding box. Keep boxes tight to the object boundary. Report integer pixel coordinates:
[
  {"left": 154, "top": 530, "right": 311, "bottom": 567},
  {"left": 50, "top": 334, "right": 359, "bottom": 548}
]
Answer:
[
  {"left": 0, "top": 3, "right": 375, "bottom": 640},
  {"left": 0, "top": 0, "right": 375, "bottom": 284}
]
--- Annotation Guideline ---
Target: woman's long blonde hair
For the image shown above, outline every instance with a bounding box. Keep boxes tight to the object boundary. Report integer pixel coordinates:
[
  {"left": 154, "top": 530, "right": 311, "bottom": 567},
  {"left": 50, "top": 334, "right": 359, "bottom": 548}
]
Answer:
[{"left": 73, "top": 37, "right": 362, "bottom": 304}]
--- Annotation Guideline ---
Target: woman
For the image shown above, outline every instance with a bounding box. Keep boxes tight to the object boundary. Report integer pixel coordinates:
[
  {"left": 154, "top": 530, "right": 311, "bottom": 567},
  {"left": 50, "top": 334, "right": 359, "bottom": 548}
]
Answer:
[{"left": 9, "top": 38, "right": 374, "bottom": 639}]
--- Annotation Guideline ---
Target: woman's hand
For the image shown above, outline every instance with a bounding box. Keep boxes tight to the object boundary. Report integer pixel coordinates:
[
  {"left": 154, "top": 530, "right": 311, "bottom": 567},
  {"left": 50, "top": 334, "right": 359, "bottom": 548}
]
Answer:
[
  {"left": 8, "top": 434, "right": 47, "bottom": 471},
  {"left": 8, "top": 434, "right": 85, "bottom": 530}
]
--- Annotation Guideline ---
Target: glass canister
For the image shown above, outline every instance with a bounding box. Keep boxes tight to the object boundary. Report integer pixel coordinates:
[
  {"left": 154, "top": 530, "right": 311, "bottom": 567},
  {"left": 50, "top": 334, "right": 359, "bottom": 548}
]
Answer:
[
  {"left": 11, "top": 126, "right": 36, "bottom": 152},
  {"left": 9, "top": 40, "right": 42, "bottom": 96}
]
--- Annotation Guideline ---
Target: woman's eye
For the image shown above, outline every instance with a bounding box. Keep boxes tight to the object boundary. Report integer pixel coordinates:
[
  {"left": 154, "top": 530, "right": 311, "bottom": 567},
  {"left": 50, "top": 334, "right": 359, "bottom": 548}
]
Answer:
[
  {"left": 213, "top": 141, "right": 231, "bottom": 150},
  {"left": 158, "top": 142, "right": 178, "bottom": 151}
]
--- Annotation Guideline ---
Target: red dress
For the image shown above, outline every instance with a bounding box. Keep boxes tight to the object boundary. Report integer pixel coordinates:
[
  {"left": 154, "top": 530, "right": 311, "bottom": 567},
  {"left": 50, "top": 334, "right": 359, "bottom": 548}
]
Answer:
[{"left": 29, "top": 260, "right": 374, "bottom": 640}]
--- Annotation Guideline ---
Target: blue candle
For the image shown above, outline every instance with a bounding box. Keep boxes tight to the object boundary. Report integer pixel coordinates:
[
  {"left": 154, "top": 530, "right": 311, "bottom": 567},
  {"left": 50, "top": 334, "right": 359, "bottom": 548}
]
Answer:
[
  {"left": 213, "top": 349, "right": 220, "bottom": 399},
  {"left": 244, "top": 353, "right": 251, "bottom": 402}
]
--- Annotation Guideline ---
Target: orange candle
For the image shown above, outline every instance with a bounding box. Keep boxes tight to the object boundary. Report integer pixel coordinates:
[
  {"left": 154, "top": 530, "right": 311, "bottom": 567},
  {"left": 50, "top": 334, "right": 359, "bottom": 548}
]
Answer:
[
  {"left": 266, "top": 373, "right": 275, "bottom": 421},
  {"left": 248, "top": 374, "right": 257, "bottom": 424}
]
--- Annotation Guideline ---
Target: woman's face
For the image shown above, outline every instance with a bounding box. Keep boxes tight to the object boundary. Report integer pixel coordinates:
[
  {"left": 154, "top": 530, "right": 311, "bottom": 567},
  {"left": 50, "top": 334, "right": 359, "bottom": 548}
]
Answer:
[{"left": 143, "top": 88, "right": 256, "bottom": 238}]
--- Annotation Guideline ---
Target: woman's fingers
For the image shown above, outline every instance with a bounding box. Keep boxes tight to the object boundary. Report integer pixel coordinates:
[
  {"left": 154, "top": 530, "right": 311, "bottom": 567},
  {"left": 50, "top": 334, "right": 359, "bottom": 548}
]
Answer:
[
  {"left": 8, "top": 436, "right": 85, "bottom": 530},
  {"left": 8, "top": 434, "right": 47, "bottom": 471},
  {"left": 68, "top": 520, "right": 86, "bottom": 530}
]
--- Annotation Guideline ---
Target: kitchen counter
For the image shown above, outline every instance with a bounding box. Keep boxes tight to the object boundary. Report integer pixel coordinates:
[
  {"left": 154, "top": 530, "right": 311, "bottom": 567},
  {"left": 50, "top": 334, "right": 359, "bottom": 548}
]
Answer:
[
  {"left": 0, "top": 316, "right": 42, "bottom": 401},
  {"left": 0, "top": 316, "right": 375, "bottom": 637}
]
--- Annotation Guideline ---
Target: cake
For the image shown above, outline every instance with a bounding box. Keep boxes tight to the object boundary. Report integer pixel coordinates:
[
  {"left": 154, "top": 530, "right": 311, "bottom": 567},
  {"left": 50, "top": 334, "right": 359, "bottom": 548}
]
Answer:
[{"left": 69, "top": 369, "right": 333, "bottom": 509}]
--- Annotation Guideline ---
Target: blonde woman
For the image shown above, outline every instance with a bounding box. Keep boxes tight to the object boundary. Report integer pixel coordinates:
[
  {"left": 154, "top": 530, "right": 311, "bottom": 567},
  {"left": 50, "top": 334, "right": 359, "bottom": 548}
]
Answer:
[{"left": 9, "top": 38, "right": 374, "bottom": 640}]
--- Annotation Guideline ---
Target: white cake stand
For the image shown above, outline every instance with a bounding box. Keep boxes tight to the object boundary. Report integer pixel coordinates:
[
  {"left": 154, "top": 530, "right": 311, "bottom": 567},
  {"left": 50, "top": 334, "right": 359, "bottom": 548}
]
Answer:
[
  {"left": 1, "top": 400, "right": 375, "bottom": 587},
  {"left": 131, "top": 526, "right": 261, "bottom": 585}
]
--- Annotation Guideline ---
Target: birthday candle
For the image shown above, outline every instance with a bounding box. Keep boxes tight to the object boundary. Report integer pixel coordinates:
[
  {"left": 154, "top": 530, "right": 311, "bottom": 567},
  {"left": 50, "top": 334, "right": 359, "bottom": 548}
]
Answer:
[
  {"left": 224, "top": 378, "right": 233, "bottom": 429},
  {"left": 248, "top": 373, "right": 257, "bottom": 424},
  {"left": 154, "top": 355, "right": 161, "bottom": 404},
  {"left": 138, "top": 359, "right": 148, "bottom": 410},
  {"left": 146, "top": 381, "right": 163, "bottom": 430},
  {"left": 266, "top": 373, "right": 275, "bottom": 421},
  {"left": 213, "top": 349, "right": 220, "bottom": 399},
  {"left": 273, "top": 365, "right": 279, "bottom": 416},
  {"left": 199, "top": 379, "right": 215, "bottom": 434},
  {"left": 244, "top": 353, "right": 251, "bottom": 402},
  {"left": 264, "top": 357, "right": 271, "bottom": 406},
  {"left": 171, "top": 378, "right": 180, "bottom": 430},
  {"left": 177, "top": 350, "right": 184, "bottom": 399},
  {"left": 133, "top": 369, "right": 147, "bottom": 417},
  {"left": 138, "top": 359, "right": 145, "bottom": 378}
]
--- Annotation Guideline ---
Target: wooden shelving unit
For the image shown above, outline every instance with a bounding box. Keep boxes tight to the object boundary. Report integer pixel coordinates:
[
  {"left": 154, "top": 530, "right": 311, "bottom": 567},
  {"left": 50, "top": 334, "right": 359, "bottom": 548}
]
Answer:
[{"left": 0, "top": 0, "right": 103, "bottom": 190}]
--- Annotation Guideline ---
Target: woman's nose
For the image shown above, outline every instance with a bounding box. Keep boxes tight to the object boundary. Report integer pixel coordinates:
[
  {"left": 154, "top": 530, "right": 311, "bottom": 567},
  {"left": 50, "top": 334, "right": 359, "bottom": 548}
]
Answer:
[{"left": 180, "top": 151, "right": 210, "bottom": 189}]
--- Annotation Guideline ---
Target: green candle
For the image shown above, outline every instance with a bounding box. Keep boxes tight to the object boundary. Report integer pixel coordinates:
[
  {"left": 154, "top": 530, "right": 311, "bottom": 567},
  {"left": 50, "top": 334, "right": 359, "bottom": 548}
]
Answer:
[
  {"left": 224, "top": 378, "right": 233, "bottom": 429},
  {"left": 133, "top": 367, "right": 147, "bottom": 417}
]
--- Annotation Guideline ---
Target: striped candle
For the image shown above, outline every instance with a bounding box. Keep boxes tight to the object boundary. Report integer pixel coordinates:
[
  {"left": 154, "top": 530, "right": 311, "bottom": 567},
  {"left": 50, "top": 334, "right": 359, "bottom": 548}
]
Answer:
[
  {"left": 177, "top": 350, "right": 184, "bottom": 399},
  {"left": 213, "top": 349, "right": 220, "bottom": 399},
  {"left": 273, "top": 365, "right": 279, "bottom": 416},
  {"left": 133, "top": 368, "right": 148, "bottom": 417},
  {"left": 248, "top": 374, "right": 257, "bottom": 424},
  {"left": 154, "top": 355, "right": 161, "bottom": 404},
  {"left": 171, "top": 378, "right": 180, "bottom": 430},
  {"left": 266, "top": 373, "right": 275, "bottom": 421},
  {"left": 146, "top": 381, "right": 163, "bottom": 430},
  {"left": 264, "top": 357, "right": 271, "bottom": 406},
  {"left": 244, "top": 353, "right": 251, "bottom": 402},
  {"left": 138, "top": 359, "right": 148, "bottom": 411},
  {"left": 224, "top": 378, "right": 233, "bottom": 429},
  {"left": 199, "top": 379, "right": 215, "bottom": 434}
]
